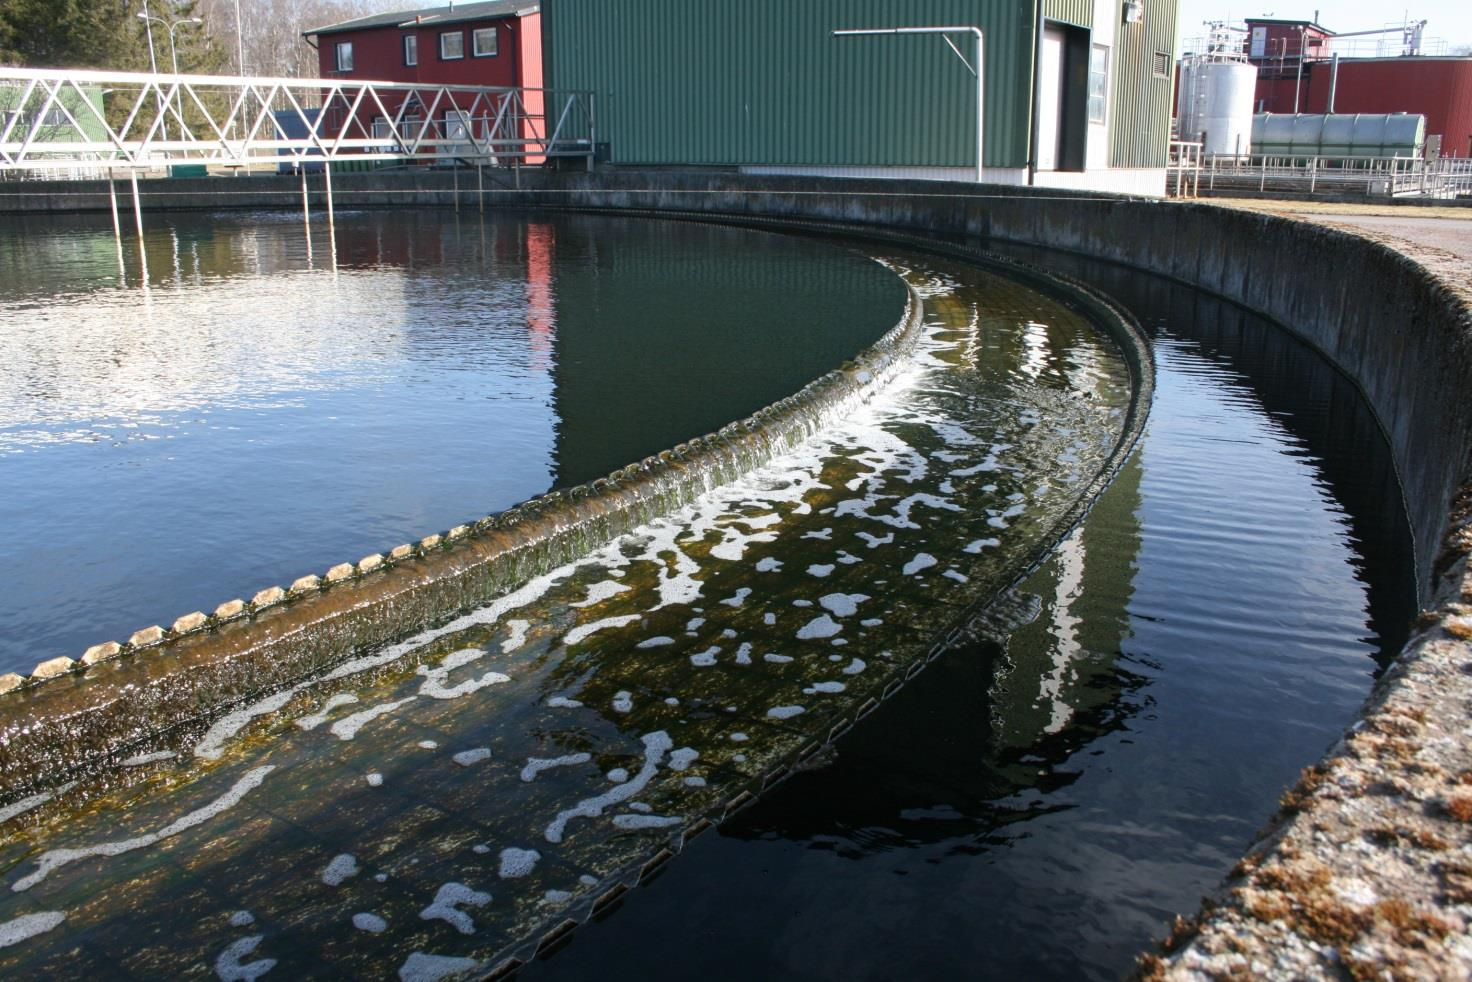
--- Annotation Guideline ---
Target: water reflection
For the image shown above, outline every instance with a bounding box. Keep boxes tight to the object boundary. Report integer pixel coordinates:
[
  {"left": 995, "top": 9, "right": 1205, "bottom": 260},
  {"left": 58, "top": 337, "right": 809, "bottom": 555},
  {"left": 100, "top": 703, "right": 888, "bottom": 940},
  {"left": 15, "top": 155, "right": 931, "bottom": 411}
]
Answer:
[
  {"left": 0, "top": 211, "right": 905, "bottom": 674},
  {"left": 521, "top": 251, "right": 1417, "bottom": 982}
]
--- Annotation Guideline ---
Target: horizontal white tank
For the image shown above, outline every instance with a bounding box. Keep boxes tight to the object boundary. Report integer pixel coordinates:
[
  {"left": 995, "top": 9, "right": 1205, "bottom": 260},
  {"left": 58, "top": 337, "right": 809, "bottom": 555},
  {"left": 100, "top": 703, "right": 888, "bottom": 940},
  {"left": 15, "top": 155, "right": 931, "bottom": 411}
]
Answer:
[{"left": 1179, "top": 58, "right": 1258, "bottom": 157}]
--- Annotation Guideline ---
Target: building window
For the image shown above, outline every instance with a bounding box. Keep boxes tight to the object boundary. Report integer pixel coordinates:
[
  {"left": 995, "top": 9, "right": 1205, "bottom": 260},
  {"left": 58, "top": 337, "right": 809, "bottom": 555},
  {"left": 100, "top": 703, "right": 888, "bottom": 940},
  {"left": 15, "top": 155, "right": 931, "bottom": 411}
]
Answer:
[
  {"left": 440, "top": 31, "right": 464, "bottom": 60},
  {"left": 403, "top": 34, "right": 418, "bottom": 66},
  {"left": 334, "top": 41, "right": 354, "bottom": 72},
  {"left": 472, "top": 27, "right": 498, "bottom": 57},
  {"left": 1087, "top": 44, "right": 1109, "bottom": 124},
  {"left": 1153, "top": 51, "right": 1170, "bottom": 77}
]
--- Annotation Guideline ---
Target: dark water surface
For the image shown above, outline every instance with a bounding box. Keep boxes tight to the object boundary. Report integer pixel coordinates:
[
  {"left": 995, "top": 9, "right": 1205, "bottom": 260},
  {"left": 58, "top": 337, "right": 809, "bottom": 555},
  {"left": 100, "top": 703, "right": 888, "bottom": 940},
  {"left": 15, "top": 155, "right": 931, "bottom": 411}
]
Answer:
[
  {"left": 522, "top": 246, "right": 1418, "bottom": 981},
  {"left": 0, "top": 211, "right": 906, "bottom": 675}
]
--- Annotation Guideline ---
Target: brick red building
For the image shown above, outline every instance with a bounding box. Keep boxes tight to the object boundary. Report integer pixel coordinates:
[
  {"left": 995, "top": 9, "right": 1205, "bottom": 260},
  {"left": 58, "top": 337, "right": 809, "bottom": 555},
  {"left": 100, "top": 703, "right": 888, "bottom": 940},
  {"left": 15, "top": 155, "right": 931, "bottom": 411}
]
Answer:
[
  {"left": 304, "top": 1, "right": 544, "bottom": 160},
  {"left": 1243, "top": 18, "right": 1472, "bottom": 157}
]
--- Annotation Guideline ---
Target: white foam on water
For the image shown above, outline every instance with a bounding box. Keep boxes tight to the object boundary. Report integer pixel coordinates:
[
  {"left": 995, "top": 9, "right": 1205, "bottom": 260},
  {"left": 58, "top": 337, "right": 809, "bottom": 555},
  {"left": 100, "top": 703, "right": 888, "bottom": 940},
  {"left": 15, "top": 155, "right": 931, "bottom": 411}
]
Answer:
[
  {"left": 473, "top": 844, "right": 490, "bottom": 855},
  {"left": 964, "top": 540, "right": 1001, "bottom": 555},
  {"left": 987, "top": 516, "right": 1008, "bottom": 529},
  {"left": 735, "top": 643, "right": 753, "bottom": 665},
  {"left": 768, "top": 706, "right": 805, "bottom": 720},
  {"left": 628, "top": 801, "right": 653, "bottom": 814},
  {"left": 546, "top": 696, "right": 582, "bottom": 708},
  {"left": 802, "top": 528, "right": 833, "bottom": 541},
  {"left": 611, "top": 814, "right": 682, "bottom": 831},
  {"left": 729, "top": 733, "right": 748, "bottom": 743},
  {"left": 831, "top": 639, "right": 848, "bottom": 647},
  {"left": 668, "top": 748, "right": 700, "bottom": 771},
  {"left": 835, "top": 551, "right": 862, "bottom": 565},
  {"left": 453, "top": 748, "right": 491, "bottom": 767},
  {"left": 763, "top": 613, "right": 777, "bottom": 626},
  {"left": 578, "top": 874, "right": 599, "bottom": 886},
  {"left": 663, "top": 697, "right": 680, "bottom": 706},
  {"left": 683, "top": 776, "right": 707, "bottom": 788},
  {"left": 12, "top": 766, "right": 274, "bottom": 892},
  {"left": 564, "top": 614, "right": 642, "bottom": 647},
  {"left": 419, "top": 883, "right": 491, "bottom": 935},
  {"left": 612, "top": 691, "right": 634, "bottom": 713},
  {"left": 804, "top": 682, "right": 846, "bottom": 695},
  {"left": 500, "top": 620, "right": 530, "bottom": 654},
  {"left": 0, "top": 782, "right": 75, "bottom": 825},
  {"left": 818, "top": 593, "right": 869, "bottom": 618},
  {"left": 417, "top": 648, "right": 510, "bottom": 701},
  {"left": 763, "top": 653, "right": 793, "bottom": 664},
  {"left": 856, "top": 531, "right": 894, "bottom": 548},
  {"left": 829, "top": 654, "right": 843, "bottom": 662},
  {"left": 366, "top": 773, "right": 384, "bottom": 788},
  {"left": 195, "top": 690, "right": 298, "bottom": 760},
  {"left": 418, "top": 740, "right": 439, "bottom": 750},
  {"left": 860, "top": 618, "right": 884, "bottom": 628},
  {"left": 0, "top": 911, "right": 65, "bottom": 949},
  {"left": 807, "top": 564, "right": 835, "bottom": 578},
  {"left": 120, "top": 751, "right": 178, "bottom": 768},
  {"left": 229, "top": 911, "right": 255, "bottom": 928},
  {"left": 902, "top": 553, "right": 937, "bottom": 575},
  {"left": 942, "top": 570, "right": 969, "bottom": 583},
  {"left": 733, "top": 754, "right": 747, "bottom": 763},
  {"left": 520, "top": 754, "right": 591, "bottom": 782},
  {"left": 796, "top": 615, "right": 842, "bottom": 640},
  {"left": 545, "top": 890, "right": 573, "bottom": 904},
  {"left": 398, "top": 951, "right": 481, "bottom": 982},
  {"left": 544, "top": 731, "right": 672, "bottom": 844},
  {"left": 685, "top": 617, "right": 706, "bottom": 632},
  {"left": 570, "top": 580, "right": 630, "bottom": 608},
  {"left": 721, "top": 628, "right": 738, "bottom": 639},
  {"left": 330, "top": 698, "right": 416, "bottom": 741},
  {"left": 792, "top": 599, "right": 813, "bottom": 608},
  {"left": 606, "top": 768, "right": 629, "bottom": 783},
  {"left": 636, "top": 636, "right": 675, "bottom": 649},
  {"left": 322, "top": 853, "right": 359, "bottom": 886},
  {"left": 755, "top": 557, "right": 783, "bottom": 572},
  {"left": 498, "top": 847, "right": 541, "bottom": 879},
  {"left": 353, "top": 912, "right": 387, "bottom": 934},
  {"left": 295, "top": 693, "right": 361, "bottom": 731},
  {"left": 689, "top": 647, "right": 719, "bottom": 667},
  {"left": 215, "top": 935, "right": 275, "bottom": 981}
]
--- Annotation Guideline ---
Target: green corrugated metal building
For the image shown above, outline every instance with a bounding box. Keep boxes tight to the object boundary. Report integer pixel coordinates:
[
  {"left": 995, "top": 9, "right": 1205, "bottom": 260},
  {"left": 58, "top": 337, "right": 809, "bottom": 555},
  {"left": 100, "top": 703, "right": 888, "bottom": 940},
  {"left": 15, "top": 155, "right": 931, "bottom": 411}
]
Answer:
[{"left": 542, "top": 0, "right": 1179, "bottom": 193}]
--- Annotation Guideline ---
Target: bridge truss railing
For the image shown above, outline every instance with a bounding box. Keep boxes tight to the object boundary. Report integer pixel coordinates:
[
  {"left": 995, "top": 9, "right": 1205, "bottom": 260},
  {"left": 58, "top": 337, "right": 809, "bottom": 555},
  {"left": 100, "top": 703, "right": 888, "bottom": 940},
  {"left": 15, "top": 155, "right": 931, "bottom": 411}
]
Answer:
[{"left": 0, "top": 67, "right": 595, "bottom": 175}]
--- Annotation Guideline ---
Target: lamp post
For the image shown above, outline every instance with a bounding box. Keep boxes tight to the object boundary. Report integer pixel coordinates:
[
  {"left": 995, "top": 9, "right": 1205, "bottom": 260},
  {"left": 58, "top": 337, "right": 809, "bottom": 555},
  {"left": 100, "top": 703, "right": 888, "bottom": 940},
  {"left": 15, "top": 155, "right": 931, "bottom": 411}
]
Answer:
[
  {"left": 234, "top": 0, "right": 246, "bottom": 75},
  {"left": 137, "top": 11, "right": 202, "bottom": 144},
  {"left": 832, "top": 26, "right": 986, "bottom": 184}
]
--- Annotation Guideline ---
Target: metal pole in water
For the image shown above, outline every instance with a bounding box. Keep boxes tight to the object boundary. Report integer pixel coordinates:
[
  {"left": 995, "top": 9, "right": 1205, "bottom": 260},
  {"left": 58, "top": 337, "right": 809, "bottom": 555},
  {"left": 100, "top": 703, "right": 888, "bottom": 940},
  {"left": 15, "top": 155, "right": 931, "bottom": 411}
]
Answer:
[
  {"left": 300, "top": 165, "right": 311, "bottom": 227},
  {"left": 453, "top": 166, "right": 460, "bottom": 213},
  {"left": 477, "top": 163, "right": 484, "bottom": 214},
  {"left": 128, "top": 169, "right": 145, "bottom": 238},
  {"left": 107, "top": 168, "right": 125, "bottom": 275},
  {"left": 324, "top": 163, "right": 336, "bottom": 235}
]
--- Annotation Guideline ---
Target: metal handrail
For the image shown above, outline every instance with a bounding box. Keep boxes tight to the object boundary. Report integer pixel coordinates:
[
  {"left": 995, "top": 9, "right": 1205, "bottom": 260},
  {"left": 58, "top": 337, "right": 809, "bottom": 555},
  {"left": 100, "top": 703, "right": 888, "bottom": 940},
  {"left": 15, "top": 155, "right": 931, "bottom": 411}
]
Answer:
[{"left": 0, "top": 67, "right": 595, "bottom": 173}]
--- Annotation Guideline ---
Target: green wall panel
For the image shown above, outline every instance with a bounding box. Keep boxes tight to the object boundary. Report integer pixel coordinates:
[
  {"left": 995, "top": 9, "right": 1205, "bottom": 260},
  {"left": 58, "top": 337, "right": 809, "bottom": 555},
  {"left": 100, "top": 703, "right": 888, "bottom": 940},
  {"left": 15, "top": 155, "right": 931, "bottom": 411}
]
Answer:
[
  {"left": 543, "top": 0, "right": 1039, "bottom": 169},
  {"left": 1042, "top": 0, "right": 1094, "bottom": 28},
  {"left": 1109, "top": 0, "right": 1178, "bottom": 167}
]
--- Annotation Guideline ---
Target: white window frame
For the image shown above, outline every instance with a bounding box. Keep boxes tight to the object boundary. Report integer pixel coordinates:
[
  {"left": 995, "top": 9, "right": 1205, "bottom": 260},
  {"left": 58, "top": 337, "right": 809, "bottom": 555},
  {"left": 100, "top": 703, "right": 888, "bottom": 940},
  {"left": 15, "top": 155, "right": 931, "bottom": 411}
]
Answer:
[
  {"left": 439, "top": 31, "right": 464, "bottom": 60},
  {"left": 472, "top": 27, "right": 498, "bottom": 57},
  {"left": 334, "top": 41, "right": 354, "bottom": 72},
  {"left": 403, "top": 34, "right": 418, "bottom": 67},
  {"left": 1087, "top": 44, "right": 1109, "bottom": 125}
]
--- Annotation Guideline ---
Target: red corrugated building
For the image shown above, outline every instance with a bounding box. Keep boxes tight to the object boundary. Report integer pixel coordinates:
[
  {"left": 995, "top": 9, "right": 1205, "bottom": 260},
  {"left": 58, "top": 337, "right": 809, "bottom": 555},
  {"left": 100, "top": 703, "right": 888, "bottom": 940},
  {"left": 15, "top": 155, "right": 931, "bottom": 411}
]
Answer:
[
  {"left": 303, "top": 1, "right": 544, "bottom": 160},
  {"left": 1243, "top": 18, "right": 1472, "bottom": 157}
]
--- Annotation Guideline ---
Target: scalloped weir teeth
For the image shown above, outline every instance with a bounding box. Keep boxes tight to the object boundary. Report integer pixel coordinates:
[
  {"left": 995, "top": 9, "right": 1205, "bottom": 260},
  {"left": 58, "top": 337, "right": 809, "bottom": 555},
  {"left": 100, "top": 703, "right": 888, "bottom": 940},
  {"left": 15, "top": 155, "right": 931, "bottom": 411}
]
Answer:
[{"left": 0, "top": 257, "right": 1139, "bottom": 977}]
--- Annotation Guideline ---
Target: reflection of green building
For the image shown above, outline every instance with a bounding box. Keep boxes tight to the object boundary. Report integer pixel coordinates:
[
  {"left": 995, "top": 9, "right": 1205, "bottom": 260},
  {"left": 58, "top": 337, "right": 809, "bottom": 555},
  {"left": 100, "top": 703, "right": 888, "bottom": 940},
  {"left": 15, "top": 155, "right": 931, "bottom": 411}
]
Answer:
[{"left": 989, "top": 449, "right": 1144, "bottom": 751}]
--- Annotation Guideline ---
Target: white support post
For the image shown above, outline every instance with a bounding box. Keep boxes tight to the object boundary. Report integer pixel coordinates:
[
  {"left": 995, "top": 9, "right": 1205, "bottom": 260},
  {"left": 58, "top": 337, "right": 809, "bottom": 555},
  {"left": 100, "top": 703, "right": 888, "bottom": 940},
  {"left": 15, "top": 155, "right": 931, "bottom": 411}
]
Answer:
[
  {"left": 324, "top": 162, "right": 336, "bottom": 235},
  {"left": 300, "top": 165, "right": 311, "bottom": 227},
  {"left": 128, "top": 169, "right": 144, "bottom": 238},
  {"left": 453, "top": 165, "right": 460, "bottom": 213},
  {"left": 477, "top": 162, "right": 484, "bottom": 214}
]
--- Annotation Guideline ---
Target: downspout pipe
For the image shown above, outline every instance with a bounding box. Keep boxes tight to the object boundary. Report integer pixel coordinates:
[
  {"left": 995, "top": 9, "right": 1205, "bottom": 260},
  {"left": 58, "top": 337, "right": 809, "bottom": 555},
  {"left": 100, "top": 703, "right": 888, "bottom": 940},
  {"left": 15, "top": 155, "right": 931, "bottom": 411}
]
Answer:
[{"left": 1027, "top": 0, "right": 1043, "bottom": 185}]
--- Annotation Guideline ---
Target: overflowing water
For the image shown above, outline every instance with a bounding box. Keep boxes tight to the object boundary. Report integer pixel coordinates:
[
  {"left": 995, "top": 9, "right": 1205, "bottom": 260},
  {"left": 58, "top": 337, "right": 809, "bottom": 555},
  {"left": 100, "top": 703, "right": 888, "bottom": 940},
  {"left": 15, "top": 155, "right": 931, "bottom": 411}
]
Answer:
[
  {"left": 520, "top": 245, "right": 1418, "bottom": 982},
  {"left": 0, "top": 244, "right": 1138, "bottom": 976},
  {"left": 0, "top": 210, "right": 905, "bottom": 675}
]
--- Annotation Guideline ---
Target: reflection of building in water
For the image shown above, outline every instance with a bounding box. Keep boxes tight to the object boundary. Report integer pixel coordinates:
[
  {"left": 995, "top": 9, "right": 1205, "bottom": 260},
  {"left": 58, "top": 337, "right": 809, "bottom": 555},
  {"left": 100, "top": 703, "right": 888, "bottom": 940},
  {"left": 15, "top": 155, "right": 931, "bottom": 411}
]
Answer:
[{"left": 988, "top": 450, "right": 1144, "bottom": 752}]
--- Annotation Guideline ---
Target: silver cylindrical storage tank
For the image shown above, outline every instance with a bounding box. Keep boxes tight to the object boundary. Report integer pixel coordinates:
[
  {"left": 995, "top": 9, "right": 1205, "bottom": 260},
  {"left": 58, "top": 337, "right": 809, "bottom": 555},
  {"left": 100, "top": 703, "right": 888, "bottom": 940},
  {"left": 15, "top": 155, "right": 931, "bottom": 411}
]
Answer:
[
  {"left": 1252, "top": 113, "right": 1427, "bottom": 158},
  {"left": 1198, "top": 61, "right": 1257, "bottom": 156}
]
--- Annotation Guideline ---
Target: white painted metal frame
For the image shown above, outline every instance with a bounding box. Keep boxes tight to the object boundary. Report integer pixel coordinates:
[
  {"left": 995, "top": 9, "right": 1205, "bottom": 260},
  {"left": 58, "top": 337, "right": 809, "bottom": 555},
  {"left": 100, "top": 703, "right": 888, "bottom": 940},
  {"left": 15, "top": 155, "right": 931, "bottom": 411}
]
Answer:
[{"left": 0, "top": 67, "right": 595, "bottom": 173}]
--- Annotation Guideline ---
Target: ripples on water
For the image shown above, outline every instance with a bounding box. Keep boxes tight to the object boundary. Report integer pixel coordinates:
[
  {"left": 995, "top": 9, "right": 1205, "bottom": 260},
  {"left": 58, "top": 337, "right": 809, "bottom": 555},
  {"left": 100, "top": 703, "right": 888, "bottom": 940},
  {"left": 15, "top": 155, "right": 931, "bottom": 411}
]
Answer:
[
  {"left": 522, "top": 248, "right": 1417, "bottom": 982},
  {"left": 0, "top": 211, "right": 905, "bottom": 674}
]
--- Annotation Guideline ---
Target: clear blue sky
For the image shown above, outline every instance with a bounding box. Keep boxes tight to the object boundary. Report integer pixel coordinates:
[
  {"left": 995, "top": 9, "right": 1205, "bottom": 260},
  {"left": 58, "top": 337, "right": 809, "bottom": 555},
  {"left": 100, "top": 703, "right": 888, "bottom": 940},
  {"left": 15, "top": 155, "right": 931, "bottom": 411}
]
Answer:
[{"left": 1175, "top": 1, "right": 1472, "bottom": 48}]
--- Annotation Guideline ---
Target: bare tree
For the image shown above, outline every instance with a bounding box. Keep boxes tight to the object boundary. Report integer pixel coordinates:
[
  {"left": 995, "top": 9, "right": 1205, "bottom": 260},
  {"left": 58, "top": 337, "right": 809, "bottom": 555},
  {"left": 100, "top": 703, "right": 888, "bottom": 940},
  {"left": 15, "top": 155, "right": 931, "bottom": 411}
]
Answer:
[{"left": 195, "top": 0, "right": 408, "bottom": 77}]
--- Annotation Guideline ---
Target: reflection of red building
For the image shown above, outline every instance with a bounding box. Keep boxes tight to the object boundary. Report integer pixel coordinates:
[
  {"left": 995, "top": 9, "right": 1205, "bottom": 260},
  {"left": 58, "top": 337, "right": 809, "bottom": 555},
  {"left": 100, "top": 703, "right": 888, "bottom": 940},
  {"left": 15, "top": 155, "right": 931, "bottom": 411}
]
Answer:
[
  {"left": 304, "top": 1, "right": 544, "bottom": 162},
  {"left": 1242, "top": 17, "right": 1472, "bottom": 157}
]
